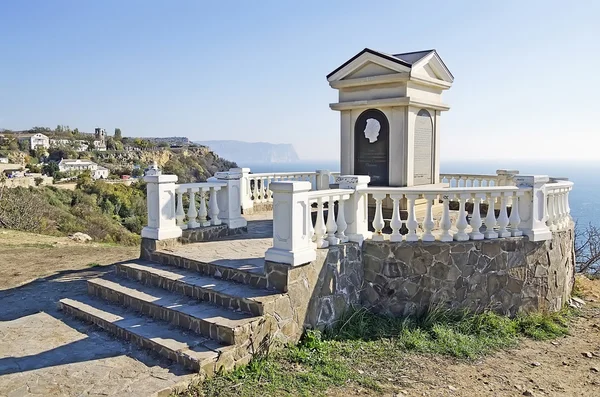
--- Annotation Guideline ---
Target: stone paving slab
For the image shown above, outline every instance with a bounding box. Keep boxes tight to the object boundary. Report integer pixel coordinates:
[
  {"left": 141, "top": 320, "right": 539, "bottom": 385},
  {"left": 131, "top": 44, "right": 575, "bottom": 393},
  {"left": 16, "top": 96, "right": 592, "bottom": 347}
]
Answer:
[{"left": 0, "top": 268, "right": 196, "bottom": 397}]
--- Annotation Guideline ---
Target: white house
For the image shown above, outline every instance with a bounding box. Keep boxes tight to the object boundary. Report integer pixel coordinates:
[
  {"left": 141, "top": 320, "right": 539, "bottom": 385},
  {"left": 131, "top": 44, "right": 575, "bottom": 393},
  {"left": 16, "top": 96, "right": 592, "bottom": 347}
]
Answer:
[
  {"left": 58, "top": 159, "right": 109, "bottom": 179},
  {"left": 19, "top": 133, "right": 50, "bottom": 150},
  {"left": 50, "top": 139, "right": 90, "bottom": 152},
  {"left": 0, "top": 157, "right": 9, "bottom": 164}
]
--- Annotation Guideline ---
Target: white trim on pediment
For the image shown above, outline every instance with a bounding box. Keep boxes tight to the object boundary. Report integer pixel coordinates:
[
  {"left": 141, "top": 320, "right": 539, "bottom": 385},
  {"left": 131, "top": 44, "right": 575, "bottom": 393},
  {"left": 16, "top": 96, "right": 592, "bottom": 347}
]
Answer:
[
  {"left": 411, "top": 52, "right": 454, "bottom": 83},
  {"left": 329, "top": 97, "right": 450, "bottom": 112},
  {"left": 329, "top": 72, "right": 410, "bottom": 89},
  {"left": 327, "top": 52, "right": 411, "bottom": 83}
]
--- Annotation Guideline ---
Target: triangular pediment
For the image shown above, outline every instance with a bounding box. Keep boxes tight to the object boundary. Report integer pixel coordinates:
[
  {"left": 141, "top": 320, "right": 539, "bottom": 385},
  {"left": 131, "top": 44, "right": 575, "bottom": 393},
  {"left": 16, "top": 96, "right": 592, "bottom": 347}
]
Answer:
[
  {"left": 409, "top": 51, "right": 454, "bottom": 83},
  {"left": 327, "top": 48, "right": 411, "bottom": 82}
]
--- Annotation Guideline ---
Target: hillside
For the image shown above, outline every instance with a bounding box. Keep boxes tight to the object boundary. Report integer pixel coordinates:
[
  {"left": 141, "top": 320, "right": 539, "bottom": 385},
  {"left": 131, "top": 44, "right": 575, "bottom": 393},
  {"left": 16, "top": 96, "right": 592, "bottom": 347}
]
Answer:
[{"left": 195, "top": 140, "right": 300, "bottom": 164}]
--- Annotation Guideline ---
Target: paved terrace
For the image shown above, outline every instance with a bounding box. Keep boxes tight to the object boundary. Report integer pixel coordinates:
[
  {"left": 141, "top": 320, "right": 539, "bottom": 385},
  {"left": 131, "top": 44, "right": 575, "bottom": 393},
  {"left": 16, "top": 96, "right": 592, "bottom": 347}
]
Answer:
[{"left": 0, "top": 213, "right": 275, "bottom": 397}]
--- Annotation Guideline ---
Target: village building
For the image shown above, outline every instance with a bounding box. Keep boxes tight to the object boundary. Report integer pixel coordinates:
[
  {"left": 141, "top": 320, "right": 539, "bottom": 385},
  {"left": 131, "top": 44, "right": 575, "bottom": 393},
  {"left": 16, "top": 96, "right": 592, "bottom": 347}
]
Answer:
[
  {"left": 17, "top": 133, "right": 50, "bottom": 150},
  {"left": 58, "top": 159, "right": 109, "bottom": 179},
  {"left": 93, "top": 127, "right": 107, "bottom": 151}
]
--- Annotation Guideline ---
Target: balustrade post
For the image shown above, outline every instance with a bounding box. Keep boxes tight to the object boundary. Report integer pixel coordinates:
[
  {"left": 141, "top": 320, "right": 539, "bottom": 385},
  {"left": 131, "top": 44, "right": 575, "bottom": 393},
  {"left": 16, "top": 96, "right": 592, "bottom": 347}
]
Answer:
[
  {"left": 469, "top": 193, "right": 485, "bottom": 240},
  {"left": 422, "top": 194, "right": 436, "bottom": 242},
  {"left": 265, "top": 181, "right": 316, "bottom": 266},
  {"left": 208, "top": 187, "right": 222, "bottom": 225},
  {"left": 141, "top": 170, "right": 182, "bottom": 241},
  {"left": 389, "top": 194, "right": 403, "bottom": 242},
  {"left": 315, "top": 170, "right": 332, "bottom": 190},
  {"left": 336, "top": 198, "right": 348, "bottom": 243},
  {"left": 509, "top": 191, "right": 523, "bottom": 236},
  {"left": 175, "top": 189, "right": 187, "bottom": 230},
  {"left": 405, "top": 194, "right": 419, "bottom": 242},
  {"left": 326, "top": 195, "right": 339, "bottom": 245},
  {"left": 197, "top": 188, "right": 210, "bottom": 227},
  {"left": 454, "top": 193, "right": 470, "bottom": 241},
  {"left": 337, "top": 175, "right": 371, "bottom": 244},
  {"left": 484, "top": 192, "right": 499, "bottom": 239},
  {"left": 440, "top": 195, "right": 453, "bottom": 242},
  {"left": 209, "top": 169, "right": 248, "bottom": 229},
  {"left": 513, "top": 175, "right": 552, "bottom": 241},
  {"left": 314, "top": 197, "right": 328, "bottom": 248},
  {"left": 187, "top": 187, "right": 200, "bottom": 228},
  {"left": 371, "top": 193, "right": 386, "bottom": 241},
  {"left": 496, "top": 192, "right": 511, "bottom": 237},
  {"left": 237, "top": 168, "right": 254, "bottom": 214}
]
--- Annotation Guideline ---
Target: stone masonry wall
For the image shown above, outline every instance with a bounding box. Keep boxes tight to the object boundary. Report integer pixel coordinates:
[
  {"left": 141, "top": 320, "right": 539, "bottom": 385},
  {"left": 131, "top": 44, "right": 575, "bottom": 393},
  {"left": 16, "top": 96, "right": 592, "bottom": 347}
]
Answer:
[
  {"left": 361, "top": 225, "right": 575, "bottom": 317},
  {"left": 264, "top": 242, "right": 363, "bottom": 335}
]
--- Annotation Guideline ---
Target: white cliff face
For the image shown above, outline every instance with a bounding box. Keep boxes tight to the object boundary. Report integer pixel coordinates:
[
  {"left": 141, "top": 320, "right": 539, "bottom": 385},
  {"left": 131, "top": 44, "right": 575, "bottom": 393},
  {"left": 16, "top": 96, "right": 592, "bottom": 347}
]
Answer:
[{"left": 195, "top": 140, "right": 300, "bottom": 164}]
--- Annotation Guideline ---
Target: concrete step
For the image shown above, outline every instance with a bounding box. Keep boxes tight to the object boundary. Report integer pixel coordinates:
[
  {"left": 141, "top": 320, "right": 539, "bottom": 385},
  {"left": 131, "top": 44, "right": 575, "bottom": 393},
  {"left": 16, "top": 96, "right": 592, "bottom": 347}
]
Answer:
[
  {"left": 87, "top": 276, "right": 267, "bottom": 346},
  {"left": 147, "top": 239, "right": 276, "bottom": 290},
  {"left": 58, "top": 296, "right": 234, "bottom": 374},
  {"left": 115, "top": 261, "right": 286, "bottom": 316}
]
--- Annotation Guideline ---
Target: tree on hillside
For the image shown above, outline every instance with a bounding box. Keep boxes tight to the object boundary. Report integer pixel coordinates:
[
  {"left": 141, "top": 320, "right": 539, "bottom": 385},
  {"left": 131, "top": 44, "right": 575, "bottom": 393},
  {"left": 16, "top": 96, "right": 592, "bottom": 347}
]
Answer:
[
  {"left": 114, "top": 128, "right": 122, "bottom": 140},
  {"left": 42, "top": 162, "right": 60, "bottom": 177},
  {"left": 17, "top": 139, "right": 30, "bottom": 152}
]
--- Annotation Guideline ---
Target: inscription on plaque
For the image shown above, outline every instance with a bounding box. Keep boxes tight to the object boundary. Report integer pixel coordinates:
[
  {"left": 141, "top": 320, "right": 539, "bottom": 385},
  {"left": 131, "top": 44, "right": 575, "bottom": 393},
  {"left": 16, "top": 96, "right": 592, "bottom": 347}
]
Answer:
[
  {"left": 354, "top": 108, "right": 389, "bottom": 186},
  {"left": 413, "top": 109, "right": 433, "bottom": 185}
]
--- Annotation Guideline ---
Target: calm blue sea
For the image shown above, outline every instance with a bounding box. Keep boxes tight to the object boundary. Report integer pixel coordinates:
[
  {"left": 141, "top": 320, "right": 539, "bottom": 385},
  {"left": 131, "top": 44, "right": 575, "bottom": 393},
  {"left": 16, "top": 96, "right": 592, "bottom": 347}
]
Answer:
[{"left": 245, "top": 160, "right": 600, "bottom": 227}]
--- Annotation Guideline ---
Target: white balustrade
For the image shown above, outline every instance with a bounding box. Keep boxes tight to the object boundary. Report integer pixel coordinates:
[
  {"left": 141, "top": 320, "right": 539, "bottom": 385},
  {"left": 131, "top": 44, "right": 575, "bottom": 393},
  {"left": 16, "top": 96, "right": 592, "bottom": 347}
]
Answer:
[
  {"left": 240, "top": 169, "right": 341, "bottom": 212},
  {"left": 359, "top": 186, "right": 522, "bottom": 243},
  {"left": 143, "top": 168, "right": 247, "bottom": 241},
  {"left": 264, "top": 173, "right": 573, "bottom": 266},
  {"left": 545, "top": 180, "right": 574, "bottom": 232},
  {"left": 175, "top": 183, "right": 226, "bottom": 230}
]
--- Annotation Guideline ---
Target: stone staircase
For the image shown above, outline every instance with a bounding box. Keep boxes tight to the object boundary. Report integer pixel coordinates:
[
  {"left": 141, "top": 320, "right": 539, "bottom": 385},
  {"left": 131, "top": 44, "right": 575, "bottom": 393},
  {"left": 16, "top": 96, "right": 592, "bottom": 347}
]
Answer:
[{"left": 59, "top": 231, "right": 294, "bottom": 376}]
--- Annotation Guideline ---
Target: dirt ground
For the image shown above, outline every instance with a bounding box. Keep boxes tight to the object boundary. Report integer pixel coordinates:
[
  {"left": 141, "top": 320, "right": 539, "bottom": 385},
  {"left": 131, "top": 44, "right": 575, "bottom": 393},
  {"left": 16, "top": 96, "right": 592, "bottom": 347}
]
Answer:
[
  {"left": 329, "top": 276, "right": 600, "bottom": 397},
  {"left": 0, "top": 230, "right": 138, "bottom": 290}
]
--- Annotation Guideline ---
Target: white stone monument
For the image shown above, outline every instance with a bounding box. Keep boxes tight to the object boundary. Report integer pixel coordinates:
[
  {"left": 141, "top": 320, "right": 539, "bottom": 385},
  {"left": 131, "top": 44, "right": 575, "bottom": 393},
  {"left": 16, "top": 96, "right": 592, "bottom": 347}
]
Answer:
[{"left": 327, "top": 48, "right": 453, "bottom": 187}]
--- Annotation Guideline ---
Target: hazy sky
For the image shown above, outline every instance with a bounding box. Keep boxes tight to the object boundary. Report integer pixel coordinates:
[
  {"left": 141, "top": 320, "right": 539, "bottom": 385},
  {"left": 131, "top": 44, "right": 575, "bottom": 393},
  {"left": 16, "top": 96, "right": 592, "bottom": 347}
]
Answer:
[{"left": 1, "top": 1, "right": 598, "bottom": 161}]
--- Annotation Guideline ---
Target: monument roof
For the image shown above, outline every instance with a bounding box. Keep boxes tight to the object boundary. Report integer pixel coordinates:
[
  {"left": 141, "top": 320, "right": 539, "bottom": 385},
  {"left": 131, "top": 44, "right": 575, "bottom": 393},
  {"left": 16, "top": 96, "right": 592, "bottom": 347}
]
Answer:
[{"left": 327, "top": 48, "right": 454, "bottom": 82}]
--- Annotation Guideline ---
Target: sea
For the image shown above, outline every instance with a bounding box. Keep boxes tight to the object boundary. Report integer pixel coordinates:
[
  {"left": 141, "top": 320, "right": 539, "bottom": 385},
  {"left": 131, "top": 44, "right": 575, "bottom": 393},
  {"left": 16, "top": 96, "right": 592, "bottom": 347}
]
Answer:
[{"left": 245, "top": 160, "right": 600, "bottom": 228}]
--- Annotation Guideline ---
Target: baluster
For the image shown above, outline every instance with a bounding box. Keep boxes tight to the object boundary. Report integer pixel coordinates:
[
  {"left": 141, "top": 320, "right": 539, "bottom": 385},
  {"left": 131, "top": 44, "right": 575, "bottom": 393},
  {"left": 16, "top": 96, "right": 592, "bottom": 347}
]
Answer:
[
  {"left": 547, "top": 193, "right": 557, "bottom": 231},
  {"left": 460, "top": 176, "right": 467, "bottom": 187},
  {"left": 484, "top": 192, "right": 498, "bottom": 239},
  {"left": 389, "top": 194, "right": 403, "bottom": 242},
  {"left": 496, "top": 192, "right": 511, "bottom": 237},
  {"left": 405, "top": 194, "right": 419, "bottom": 242},
  {"left": 198, "top": 188, "right": 210, "bottom": 227},
  {"left": 250, "top": 178, "right": 257, "bottom": 203},
  {"left": 454, "top": 193, "right": 470, "bottom": 241},
  {"left": 336, "top": 198, "right": 348, "bottom": 243},
  {"left": 314, "top": 198, "right": 328, "bottom": 248},
  {"left": 326, "top": 196, "right": 339, "bottom": 245},
  {"left": 466, "top": 177, "right": 474, "bottom": 188},
  {"left": 175, "top": 189, "right": 187, "bottom": 229},
  {"left": 308, "top": 203, "right": 316, "bottom": 244},
  {"left": 422, "top": 194, "right": 436, "bottom": 242},
  {"left": 509, "top": 191, "right": 523, "bottom": 236},
  {"left": 372, "top": 193, "right": 386, "bottom": 241},
  {"left": 208, "top": 186, "right": 221, "bottom": 225},
  {"left": 440, "top": 194, "right": 453, "bottom": 242},
  {"left": 558, "top": 191, "right": 566, "bottom": 229},
  {"left": 187, "top": 187, "right": 199, "bottom": 228},
  {"left": 469, "top": 193, "right": 485, "bottom": 240}
]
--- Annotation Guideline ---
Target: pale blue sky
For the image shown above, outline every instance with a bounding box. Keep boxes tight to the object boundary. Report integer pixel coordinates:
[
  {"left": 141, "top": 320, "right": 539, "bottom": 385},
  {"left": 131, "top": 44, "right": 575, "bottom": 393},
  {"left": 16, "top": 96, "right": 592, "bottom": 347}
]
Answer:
[{"left": 1, "top": 1, "right": 598, "bottom": 161}]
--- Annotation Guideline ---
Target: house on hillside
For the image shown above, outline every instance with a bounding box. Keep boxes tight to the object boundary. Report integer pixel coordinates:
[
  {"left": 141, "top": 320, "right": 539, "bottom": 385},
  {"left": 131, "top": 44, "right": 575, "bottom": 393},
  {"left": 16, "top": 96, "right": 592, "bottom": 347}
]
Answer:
[
  {"left": 18, "top": 133, "right": 50, "bottom": 150},
  {"left": 58, "top": 159, "right": 109, "bottom": 179},
  {"left": 0, "top": 157, "right": 9, "bottom": 164}
]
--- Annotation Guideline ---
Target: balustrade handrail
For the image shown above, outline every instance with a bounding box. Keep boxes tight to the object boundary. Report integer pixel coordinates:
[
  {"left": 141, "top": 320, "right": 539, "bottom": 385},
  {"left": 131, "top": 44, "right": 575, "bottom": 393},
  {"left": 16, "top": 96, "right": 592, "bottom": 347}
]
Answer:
[
  {"left": 440, "top": 173, "right": 500, "bottom": 179},
  {"left": 307, "top": 188, "right": 354, "bottom": 201},
  {"left": 358, "top": 185, "right": 519, "bottom": 195},
  {"left": 545, "top": 180, "right": 574, "bottom": 190},
  {"left": 175, "top": 181, "right": 226, "bottom": 191},
  {"left": 248, "top": 171, "right": 318, "bottom": 178}
]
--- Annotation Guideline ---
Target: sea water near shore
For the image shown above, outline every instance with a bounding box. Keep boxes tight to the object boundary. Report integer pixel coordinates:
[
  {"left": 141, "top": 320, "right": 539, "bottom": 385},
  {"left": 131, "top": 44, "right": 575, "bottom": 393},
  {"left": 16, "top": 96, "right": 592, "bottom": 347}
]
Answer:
[{"left": 245, "top": 160, "right": 600, "bottom": 227}]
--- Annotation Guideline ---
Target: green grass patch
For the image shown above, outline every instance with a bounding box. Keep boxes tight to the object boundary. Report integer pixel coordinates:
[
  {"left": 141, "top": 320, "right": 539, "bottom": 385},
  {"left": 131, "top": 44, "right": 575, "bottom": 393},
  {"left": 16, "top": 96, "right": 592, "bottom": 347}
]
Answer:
[
  {"left": 177, "top": 307, "right": 574, "bottom": 397},
  {"left": 86, "top": 262, "right": 101, "bottom": 267}
]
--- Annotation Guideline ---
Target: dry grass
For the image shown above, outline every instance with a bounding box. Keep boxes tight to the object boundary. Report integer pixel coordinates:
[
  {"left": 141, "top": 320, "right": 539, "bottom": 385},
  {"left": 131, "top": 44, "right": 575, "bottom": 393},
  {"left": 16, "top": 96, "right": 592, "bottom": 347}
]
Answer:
[{"left": 0, "top": 229, "right": 138, "bottom": 290}]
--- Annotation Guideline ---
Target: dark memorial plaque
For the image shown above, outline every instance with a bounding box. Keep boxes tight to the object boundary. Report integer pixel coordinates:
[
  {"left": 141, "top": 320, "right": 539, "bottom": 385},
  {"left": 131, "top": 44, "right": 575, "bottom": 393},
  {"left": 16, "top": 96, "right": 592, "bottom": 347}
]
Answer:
[
  {"left": 354, "top": 108, "right": 389, "bottom": 186},
  {"left": 413, "top": 109, "right": 433, "bottom": 185}
]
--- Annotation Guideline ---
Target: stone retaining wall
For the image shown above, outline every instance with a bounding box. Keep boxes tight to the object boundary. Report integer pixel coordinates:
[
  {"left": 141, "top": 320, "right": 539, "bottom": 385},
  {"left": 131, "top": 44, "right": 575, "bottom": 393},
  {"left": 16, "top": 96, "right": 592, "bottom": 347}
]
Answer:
[{"left": 361, "top": 225, "right": 575, "bottom": 317}]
